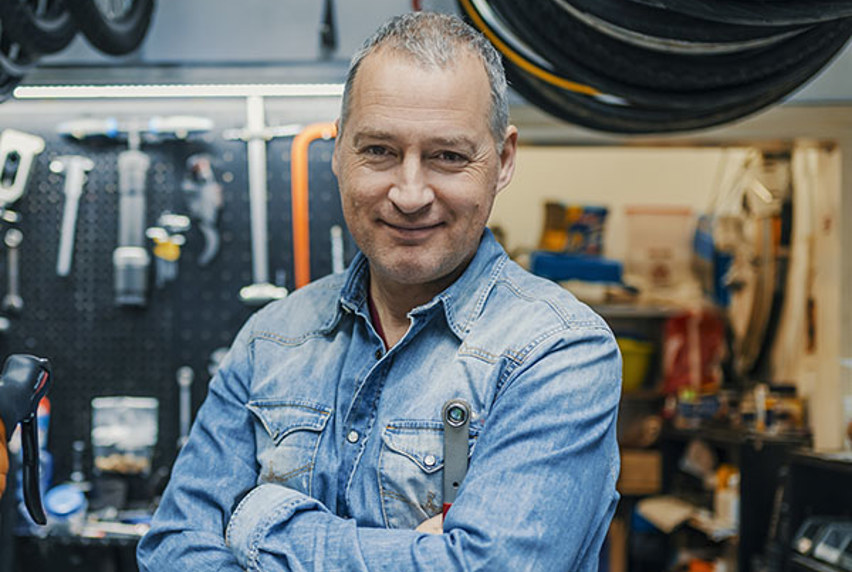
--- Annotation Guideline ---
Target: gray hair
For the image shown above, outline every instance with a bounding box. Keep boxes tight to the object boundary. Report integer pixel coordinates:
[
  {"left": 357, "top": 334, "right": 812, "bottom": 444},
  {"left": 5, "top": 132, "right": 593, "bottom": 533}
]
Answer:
[{"left": 339, "top": 11, "right": 509, "bottom": 152}]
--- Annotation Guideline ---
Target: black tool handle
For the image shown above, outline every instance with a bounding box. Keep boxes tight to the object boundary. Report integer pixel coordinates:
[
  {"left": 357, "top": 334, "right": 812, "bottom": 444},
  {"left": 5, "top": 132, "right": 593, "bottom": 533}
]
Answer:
[{"left": 0, "top": 354, "right": 52, "bottom": 525}]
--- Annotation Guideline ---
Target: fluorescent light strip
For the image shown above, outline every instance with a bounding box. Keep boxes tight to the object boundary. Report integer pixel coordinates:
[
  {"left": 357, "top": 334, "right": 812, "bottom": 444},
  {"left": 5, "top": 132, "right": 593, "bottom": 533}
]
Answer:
[{"left": 13, "top": 83, "right": 345, "bottom": 100}]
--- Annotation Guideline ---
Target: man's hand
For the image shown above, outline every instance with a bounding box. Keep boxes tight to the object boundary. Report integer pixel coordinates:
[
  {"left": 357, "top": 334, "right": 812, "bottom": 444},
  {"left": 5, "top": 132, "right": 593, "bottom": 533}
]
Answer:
[
  {"left": 415, "top": 513, "right": 443, "bottom": 535},
  {"left": 0, "top": 421, "right": 7, "bottom": 498}
]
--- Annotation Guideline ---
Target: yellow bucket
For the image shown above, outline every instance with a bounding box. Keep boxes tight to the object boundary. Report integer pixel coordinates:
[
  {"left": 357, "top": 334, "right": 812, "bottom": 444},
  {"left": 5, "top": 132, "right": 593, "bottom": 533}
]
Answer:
[{"left": 617, "top": 337, "right": 654, "bottom": 391}]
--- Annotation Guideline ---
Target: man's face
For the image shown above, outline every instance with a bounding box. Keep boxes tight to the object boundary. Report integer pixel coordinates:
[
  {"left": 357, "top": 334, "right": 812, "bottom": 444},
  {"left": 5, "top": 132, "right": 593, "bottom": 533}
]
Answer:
[{"left": 333, "top": 48, "right": 517, "bottom": 290}]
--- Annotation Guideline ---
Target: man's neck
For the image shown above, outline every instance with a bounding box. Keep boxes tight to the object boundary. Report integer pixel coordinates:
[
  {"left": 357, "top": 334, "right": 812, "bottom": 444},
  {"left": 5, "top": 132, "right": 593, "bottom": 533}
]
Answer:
[{"left": 367, "top": 264, "right": 466, "bottom": 348}]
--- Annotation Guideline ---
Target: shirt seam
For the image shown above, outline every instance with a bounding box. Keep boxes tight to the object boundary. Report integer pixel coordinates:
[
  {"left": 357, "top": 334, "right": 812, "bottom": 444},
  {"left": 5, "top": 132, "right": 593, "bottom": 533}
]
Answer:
[{"left": 495, "top": 323, "right": 611, "bottom": 394}]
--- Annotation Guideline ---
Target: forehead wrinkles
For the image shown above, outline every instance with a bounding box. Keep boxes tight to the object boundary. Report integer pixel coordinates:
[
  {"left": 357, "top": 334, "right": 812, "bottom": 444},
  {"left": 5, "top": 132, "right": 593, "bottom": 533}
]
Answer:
[{"left": 347, "top": 51, "right": 492, "bottom": 137}]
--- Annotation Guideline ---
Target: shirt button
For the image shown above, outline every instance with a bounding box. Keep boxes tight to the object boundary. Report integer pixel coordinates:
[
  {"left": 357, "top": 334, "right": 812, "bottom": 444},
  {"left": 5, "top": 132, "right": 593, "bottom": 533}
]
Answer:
[
  {"left": 346, "top": 430, "right": 360, "bottom": 444},
  {"left": 375, "top": 349, "right": 383, "bottom": 360},
  {"left": 424, "top": 455, "right": 436, "bottom": 467}
]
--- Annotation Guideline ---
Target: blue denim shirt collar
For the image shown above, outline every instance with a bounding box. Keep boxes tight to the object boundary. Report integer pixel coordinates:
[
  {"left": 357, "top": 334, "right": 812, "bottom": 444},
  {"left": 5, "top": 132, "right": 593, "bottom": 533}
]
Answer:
[{"left": 337, "top": 228, "right": 507, "bottom": 340}]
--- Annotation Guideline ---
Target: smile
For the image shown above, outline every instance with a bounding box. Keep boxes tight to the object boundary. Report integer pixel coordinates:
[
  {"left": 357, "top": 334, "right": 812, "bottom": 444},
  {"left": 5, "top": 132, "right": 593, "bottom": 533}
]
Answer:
[{"left": 382, "top": 221, "right": 443, "bottom": 239}]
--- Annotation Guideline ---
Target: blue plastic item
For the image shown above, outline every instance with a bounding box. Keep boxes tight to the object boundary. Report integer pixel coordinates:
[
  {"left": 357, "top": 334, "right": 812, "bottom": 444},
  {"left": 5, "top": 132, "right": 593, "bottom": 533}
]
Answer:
[
  {"left": 529, "top": 251, "right": 623, "bottom": 283},
  {"left": 44, "top": 483, "right": 86, "bottom": 519}
]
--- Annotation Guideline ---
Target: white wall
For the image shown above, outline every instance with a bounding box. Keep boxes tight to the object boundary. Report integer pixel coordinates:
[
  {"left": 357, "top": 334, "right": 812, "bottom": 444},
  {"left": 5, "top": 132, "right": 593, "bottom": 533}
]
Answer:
[{"left": 490, "top": 146, "right": 749, "bottom": 260}]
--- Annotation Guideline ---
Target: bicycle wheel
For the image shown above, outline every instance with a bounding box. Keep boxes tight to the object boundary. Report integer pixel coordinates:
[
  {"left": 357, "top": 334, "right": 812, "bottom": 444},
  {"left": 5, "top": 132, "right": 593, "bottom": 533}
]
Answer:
[
  {"left": 0, "top": 0, "right": 77, "bottom": 54},
  {"left": 624, "top": 0, "right": 852, "bottom": 26},
  {"left": 66, "top": 0, "right": 155, "bottom": 56}
]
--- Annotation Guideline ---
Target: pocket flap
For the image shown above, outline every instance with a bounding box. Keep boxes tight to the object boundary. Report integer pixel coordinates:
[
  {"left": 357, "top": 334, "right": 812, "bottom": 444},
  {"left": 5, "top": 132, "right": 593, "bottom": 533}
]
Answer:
[
  {"left": 382, "top": 421, "right": 480, "bottom": 474},
  {"left": 247, "top": 399, "right": 332, "bottom": 444}
]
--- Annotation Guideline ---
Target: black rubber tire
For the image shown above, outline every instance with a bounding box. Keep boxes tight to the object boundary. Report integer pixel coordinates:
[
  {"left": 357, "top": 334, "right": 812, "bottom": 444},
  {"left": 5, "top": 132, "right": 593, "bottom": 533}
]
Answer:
[
  {"left": 464, "top": 0, "right": 846, "bottom": 112},
  {"left": 0, "top": 72, "right": 22, "bottom": 103},
  {"left": 0, "top": 0, "right": 78, "bottom": 54},
  {"left": 66, "top": 0, "right": 155, "bottom": 56},
  {"left": 624, "top": 0, "right": 852, "bottom": 26},
  {"left": 488, "top": 0, "right": 849, "bottom": 92},
  {"left": 555, "top": 0, "right": 801, "bottom": 46},
  {"left": 0, "top": 33, "right": 39, "bottom": 77},
  {"left": 502, "top": 30, "right": 848, "bottom": 135}
]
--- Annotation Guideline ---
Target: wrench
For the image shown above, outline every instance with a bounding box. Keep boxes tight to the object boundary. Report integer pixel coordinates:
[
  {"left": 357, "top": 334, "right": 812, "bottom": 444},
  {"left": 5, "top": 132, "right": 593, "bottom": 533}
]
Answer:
[
  {"left": 2, "top": 228, "right": 23, "bottom": 314},
  {"left": 0, "top": 129, "right": 44, "bottom": 208},
  {"left": 176, "top": 366, "right": 194, "bottom": 450},
  {"left": 50, "top": 156, "right": 95, "bottom": 277},
  {"left": 182, "top": 154, "right": 222, "bottom": 266},
  {"left": 223, "top": 97, "right": 296, "bottom": 305}
]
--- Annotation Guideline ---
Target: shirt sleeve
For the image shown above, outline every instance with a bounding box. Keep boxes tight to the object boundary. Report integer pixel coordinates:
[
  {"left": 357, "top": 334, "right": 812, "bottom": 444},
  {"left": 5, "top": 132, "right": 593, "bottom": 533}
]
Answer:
[
  {"left": 224, "top": 325, "right": 622, "bottom": 572},
  {"left": 136, "top": 314, "right": 260, "bottom": 571}
]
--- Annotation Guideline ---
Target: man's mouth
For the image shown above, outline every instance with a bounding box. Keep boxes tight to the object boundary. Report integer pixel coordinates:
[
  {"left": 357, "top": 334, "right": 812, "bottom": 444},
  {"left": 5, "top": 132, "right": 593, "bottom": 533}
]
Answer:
[{"left": 382, "top": 221, "right": 444, "bottom": 239}]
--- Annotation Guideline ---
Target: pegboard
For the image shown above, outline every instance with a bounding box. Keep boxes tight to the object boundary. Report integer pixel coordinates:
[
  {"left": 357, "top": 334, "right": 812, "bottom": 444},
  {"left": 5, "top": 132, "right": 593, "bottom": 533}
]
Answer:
[{"left": 0, "top": 110, "right": 356, "bottom": 484}]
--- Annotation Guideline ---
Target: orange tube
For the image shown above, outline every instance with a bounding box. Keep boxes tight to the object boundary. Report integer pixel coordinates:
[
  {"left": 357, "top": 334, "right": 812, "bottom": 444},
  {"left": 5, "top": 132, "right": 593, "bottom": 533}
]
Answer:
[{"left": 291, "top": 122, "right": 337, "bottom": 289}]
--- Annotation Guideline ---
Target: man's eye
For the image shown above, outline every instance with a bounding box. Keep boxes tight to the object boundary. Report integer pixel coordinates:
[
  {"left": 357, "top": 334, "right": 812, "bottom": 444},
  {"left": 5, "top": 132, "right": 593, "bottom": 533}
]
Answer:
[
  {"left": 436, "top": 151, "right": 467, "bottom": 163},
  {"left": 364, "top": 146, "right": 389, "bottom": 157}
]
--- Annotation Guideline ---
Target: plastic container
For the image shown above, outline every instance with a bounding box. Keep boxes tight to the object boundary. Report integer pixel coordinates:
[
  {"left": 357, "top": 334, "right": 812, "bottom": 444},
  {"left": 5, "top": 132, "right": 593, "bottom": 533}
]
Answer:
[
  {"left": 617, "top": 337, "right": 654, "bottom": 391},
  {"left": 91, "top": 396, "right": 158, "bottom": 475},
  {"left": 539, "top": 202, "right": 609, "bottom": 256},
  {"left": 623, "top": 206, "right": 695, "bottom": 294},
  {"left": 44, "top": 483, "right": 88, "bottom": 535}
]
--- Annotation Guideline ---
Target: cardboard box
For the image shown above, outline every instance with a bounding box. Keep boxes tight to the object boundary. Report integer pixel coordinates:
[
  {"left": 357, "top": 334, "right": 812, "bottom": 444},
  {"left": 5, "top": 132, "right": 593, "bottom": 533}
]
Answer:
[{"left": 618, "top": 449, "right": 662, "bottom": 496}]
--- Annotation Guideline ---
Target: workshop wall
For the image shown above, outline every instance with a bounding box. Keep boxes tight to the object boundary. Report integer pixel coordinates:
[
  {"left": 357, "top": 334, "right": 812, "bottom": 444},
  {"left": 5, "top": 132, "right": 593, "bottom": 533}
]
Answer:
[{"left": 0, "top": 96, "right": 353, "bottom": 483}]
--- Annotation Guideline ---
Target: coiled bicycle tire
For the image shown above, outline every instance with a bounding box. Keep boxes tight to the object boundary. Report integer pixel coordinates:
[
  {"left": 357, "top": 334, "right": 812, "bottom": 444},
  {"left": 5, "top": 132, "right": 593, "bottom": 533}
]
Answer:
[
  {"left": 624, "top": 0, "right": 852, "bottom": 26},
  {"left": 488, "top": 0, "right": 849, "bottom": 92},
  {"left": 556, "top": 0, "right": 802, "bottom": 45},
  {"left": 66, "top": 0, "right": 155, "bottom": 56},
  {"left": 0, "top": 0, "right": 77, "bottom": 54}
]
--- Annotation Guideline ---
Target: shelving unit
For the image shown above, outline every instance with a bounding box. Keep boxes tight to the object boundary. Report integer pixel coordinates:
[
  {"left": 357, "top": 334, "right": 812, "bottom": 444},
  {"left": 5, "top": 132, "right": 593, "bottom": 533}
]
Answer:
[
  {"left": 774, "top": 451, "right": 852, "bottom": 572},
  {"left": 659, "top": 425, "right": 811, "bottom": 572}
]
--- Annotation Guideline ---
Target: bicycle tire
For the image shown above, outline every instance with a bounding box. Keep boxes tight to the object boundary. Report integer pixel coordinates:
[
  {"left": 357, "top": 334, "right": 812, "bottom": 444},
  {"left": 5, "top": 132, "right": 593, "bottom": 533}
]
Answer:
[
  {"left": 0, "top": 71, "right": 21, "bottom": 102},
  {"left": 488, "top": 0, "right": 850, "bottom": 92},
  {"left": 458, "top": 0, "right": 852, "bottom": 110},
  {"left": 66, "top": 0, "right": 155, "bottom": 56},
  {"left": 624, "top": 0, "right": 852, "bottom": 26},
  {"left": 463, "top": 0, "right": 848, "bottom": 111},
  {"left": 0, "top": 33, "right": 38, "bottom": 77},
  {"left": 557, "top": 0, "right": 801, "bottom": 46},
  {"left": 0, "top": 0, "right": 77, "bottom": 54},
  {"left": 501, "top": 23, "right": 850, "bottom": 133}
]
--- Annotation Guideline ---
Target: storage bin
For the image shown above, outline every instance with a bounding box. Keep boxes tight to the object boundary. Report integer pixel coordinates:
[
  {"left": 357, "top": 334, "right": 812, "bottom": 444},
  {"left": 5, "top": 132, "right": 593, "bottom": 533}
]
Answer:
[
  {"left": 617, "top": 336, "right": 654, "bottom": 391},
  {"left": 623, "top": 206, "right": 695, "bottom": 296}
]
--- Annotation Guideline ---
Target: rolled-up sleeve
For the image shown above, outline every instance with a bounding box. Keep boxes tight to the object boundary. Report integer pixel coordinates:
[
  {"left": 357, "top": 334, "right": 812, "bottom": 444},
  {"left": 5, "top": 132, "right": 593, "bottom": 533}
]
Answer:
[{"left": 137, "top": 315, "right": 259, "bottom": 571}]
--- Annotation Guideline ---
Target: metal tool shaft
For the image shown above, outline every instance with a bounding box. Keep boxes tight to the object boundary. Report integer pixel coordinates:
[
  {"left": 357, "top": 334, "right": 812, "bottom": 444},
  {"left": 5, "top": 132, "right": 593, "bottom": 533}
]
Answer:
[{"left": 246, "top": 96, "right": 270, "bottom": 285}]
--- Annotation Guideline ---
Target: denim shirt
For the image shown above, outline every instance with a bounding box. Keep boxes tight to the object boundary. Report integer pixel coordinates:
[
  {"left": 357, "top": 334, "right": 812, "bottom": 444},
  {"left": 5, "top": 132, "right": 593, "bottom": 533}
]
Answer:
[{"left": 137, "top": 230, "right": 621, "bottom": 571}]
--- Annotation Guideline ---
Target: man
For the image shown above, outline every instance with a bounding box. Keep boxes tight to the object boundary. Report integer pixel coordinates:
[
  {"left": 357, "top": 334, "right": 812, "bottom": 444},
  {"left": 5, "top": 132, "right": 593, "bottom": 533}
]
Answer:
[{"left": 138, "top": 11, "right": 621, "bottom": 571}]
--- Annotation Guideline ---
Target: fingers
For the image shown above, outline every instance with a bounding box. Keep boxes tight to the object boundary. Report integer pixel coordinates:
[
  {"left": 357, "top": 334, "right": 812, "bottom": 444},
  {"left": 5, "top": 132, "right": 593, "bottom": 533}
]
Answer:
[{"left": 415, "top": 513, "right": 443, "bottom": 535}]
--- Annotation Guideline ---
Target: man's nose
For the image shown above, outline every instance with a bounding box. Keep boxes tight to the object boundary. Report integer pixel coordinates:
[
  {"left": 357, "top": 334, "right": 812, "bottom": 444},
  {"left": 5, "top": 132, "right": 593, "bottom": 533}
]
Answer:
[{"left": 388, "top": 155, "right": 434, "bottom": 214}]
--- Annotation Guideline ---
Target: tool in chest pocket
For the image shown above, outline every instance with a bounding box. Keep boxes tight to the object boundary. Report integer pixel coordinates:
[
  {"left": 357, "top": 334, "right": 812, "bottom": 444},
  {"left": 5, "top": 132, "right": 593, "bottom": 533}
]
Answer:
[{"left": 442, "top": 398, "right": 471, "bottom": 518}]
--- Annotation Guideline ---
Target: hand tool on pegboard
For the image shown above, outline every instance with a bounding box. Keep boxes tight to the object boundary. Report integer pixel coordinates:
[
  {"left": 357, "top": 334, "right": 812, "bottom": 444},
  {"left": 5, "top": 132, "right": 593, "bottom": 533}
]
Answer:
[
  {"left": 175, "top": 366, "right": 194, "bottom": 450},
  {"left": 2, "top": 228, "right": 23, "bottom": 315},
  {"left": 223, "top": 97, "right": 297, "bottom": 305},
  {"left": 0, "top": 354, "right": 52, "bottom": 524},
  {"left": 57, "top": 116, "right": 213, "bottom": 307},
  {"left": 181, "top": 154, "right": 223, "bottom": 267},
  {"left": 0, "top": 129, "right": 44, "bottom": 213},
  {"left": 50, "top": 155, "right": 95, "bottom": 277},
  {"left": 146, "top": 212, "right": 190, "bottom": 289}
]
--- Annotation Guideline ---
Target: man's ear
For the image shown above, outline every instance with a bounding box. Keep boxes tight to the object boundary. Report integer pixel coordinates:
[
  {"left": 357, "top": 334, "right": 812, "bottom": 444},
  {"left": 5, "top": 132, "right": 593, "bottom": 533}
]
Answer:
[
  {"left": 331, "top": 118, "right": 341, "bottom": 177},
  {"left": 496, "top": 125, "right": 519, "bottom": 194}
]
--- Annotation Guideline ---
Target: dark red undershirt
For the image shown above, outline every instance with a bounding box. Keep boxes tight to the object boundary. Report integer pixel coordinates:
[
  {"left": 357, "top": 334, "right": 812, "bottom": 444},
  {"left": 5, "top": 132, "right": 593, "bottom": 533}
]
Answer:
[{"left": 367, "top": 290, "right": 389, "bottom": 349}]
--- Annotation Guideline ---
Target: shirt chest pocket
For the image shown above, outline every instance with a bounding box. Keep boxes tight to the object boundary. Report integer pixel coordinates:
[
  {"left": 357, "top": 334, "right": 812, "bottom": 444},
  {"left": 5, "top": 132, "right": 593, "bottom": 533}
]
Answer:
[
  {"left": 379, "top": 421, "right": 478, "bottom": 530},
  {"left": 247, "top": 400, "right": 332, "bottom": 497}
]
